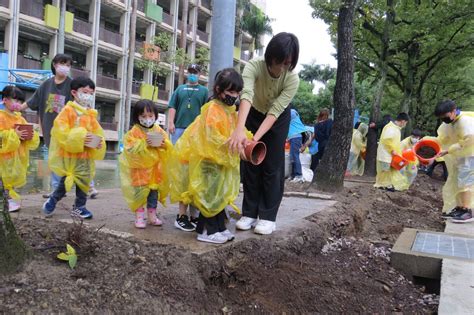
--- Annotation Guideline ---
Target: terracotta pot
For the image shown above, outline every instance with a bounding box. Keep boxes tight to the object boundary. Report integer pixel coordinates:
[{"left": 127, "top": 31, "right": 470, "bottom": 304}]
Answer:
[
  {"left": 241, "top": 140, "right": 266, "bottom": 165},
  {"left": 14, "top": 123, "right": 33, "bottom": 140}
]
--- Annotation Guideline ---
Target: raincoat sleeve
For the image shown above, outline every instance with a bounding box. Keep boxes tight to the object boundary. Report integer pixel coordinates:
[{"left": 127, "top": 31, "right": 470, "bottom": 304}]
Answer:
[
  {"left": 352, "top": 130, "right": 365, "bottom": 153},
  {"left": 89, "top": 119, "right": 106, "bottom": 160},
  {"left": 0, "top": 129, "right": 21, "bottom": 153},
  {"left": 122, "top": 127, "right": 160, "bottom": 168},
  {"left": 51, "top": 107, "right": 88, "bottom": 153},
  {"left": 447, "top": 115, "right": 474, "bottom": 155},
  {"left": 380, "top": 125, "right": 401, "bottom": 155}
]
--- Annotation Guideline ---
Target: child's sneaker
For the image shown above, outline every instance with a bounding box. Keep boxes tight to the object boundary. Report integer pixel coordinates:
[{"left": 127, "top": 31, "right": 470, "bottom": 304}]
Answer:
[
  {"left": 42, "top": 197, "right": 58, "bottom": 217},
  {"left": 197, "top": 231, "right": 228, "bottom": 244},
  {"left": 88, "top": 187, "right": 99, "bottom": 199},
  {"left": 451, "top": 209, "right": 474, "bottom": 223},
  {"left": 147, "top": 208, "right": 162, "bottom": 226},
  {"left": 190, "top": 216, "right": 199, "bottom": 227},
  {"left": 174, "top": 214, "right": 195, "bottom": 231},
  {"left": 71, "top": 206, "right": 93, "bottom": 220},
  {"left": 220, "top": 229, "right": 235, "bottom": 241},
  {"left": 441, "top": 207, "right": 464, "bottom": 219},
  {"left": 135, "top": 208, "right": 146, "bottom": 228},
  {"left": 8, "top": 199, "right": 21, "bottom": 212}
]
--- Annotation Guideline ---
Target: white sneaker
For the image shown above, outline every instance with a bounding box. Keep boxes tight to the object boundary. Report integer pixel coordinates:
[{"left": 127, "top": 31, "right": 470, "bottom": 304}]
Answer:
[
  {"left": 197, "top": 231, "right": 228, "bottom": 244},
  {"left": 220, "top": 229, "right": 235, "bottom": 241},
  {"left": 8, "top": 199, "right": 21, "bottom": 212},
  {"left": 235, "top": 216, "right": 257, "bottom": 230},
  {"left": 290, "top": 175, "right": 304, "bottom": 183},
  {"left": 254, "top": 219, "right": 276, "bottom": 235}
]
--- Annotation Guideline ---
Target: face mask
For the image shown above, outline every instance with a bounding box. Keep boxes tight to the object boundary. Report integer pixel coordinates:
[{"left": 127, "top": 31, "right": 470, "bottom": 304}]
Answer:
[
  {"left": 139, "top": 117, "right": 155, "bottom": 128},
  {"left": 188, "top": 74, "right": 198, "bottom": 84},
  {"left": 9, "top": 101, "right": 22, "bottom": 112},
  {"left": 221, "top": 94, "right": 238, "bottom": 106},
  {"left": 76, "top": 92, "right": 94, "bottom": 108},
  {"left": 411, "top": 137, "right": 419, "bottom": 144},
  {"left": 56, "top": 64, "right": 70, "bottom": 76},
  {"left": 441, "top": 116, "right": 454, "bottom": 124}
]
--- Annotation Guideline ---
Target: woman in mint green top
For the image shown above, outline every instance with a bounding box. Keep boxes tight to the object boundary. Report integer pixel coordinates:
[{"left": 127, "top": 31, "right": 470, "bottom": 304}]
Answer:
[{"left": 229, "top": 32, "right": 300, "bottom": 235}]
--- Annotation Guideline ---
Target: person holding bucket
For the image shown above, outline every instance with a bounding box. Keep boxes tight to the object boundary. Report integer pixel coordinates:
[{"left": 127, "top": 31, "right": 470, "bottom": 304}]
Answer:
[
  {"left": 400, "top": 129, "right": 422, "bottom": 187},
  {"left": 169, "top": 68, "right": 254, "bottom": 243},
  {"left": 433, "top": 100, "right": 474, "bottom": 223},
  {"left": 374, "top": 113, "right": 410, "bottom": 192},
  {"left": 228, "top": 32, "right": 300, "bottom": 235}
]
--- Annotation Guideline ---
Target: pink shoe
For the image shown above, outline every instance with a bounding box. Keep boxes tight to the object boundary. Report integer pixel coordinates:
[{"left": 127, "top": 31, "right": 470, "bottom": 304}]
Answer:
[
  {"left": 135, "top": 208, "right": 146, "bottom": 228},
  {"left": 147, "top": 208, "right": 163, "bottom": 226}
]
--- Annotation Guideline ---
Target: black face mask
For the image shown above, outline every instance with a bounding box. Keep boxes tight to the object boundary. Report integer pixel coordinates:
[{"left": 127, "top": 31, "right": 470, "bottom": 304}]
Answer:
[
  {"left": 441, "top": 116, "right": 454, "bottom": 124},
  {"left": 222, "top": 94, "right": 237, "bottom": 106}
]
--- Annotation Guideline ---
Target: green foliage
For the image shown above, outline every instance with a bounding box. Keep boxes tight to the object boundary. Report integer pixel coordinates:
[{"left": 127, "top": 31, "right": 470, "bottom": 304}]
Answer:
[
  {"left": 135, "top": 32, "right": 175, "bottom": 78},
  {"left": 299, "top": 63, "right": 336, "bottom": 84},
  {"left": 240, "top": 3, "right": 273, "bottom": 49},
  {"left": 57, "top": 244, "right": 77, "bottom": 269},
  {"left": 292, "top": 81, "right": 320, "bottom": 124},
  {"left": 194, "top": 47, "right": 210, "bottom": 73}
]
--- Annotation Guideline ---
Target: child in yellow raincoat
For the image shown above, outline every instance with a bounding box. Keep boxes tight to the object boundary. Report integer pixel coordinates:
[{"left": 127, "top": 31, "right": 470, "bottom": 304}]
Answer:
[
  {"left": 374, "top": 113, "right": 410, "bottom": 192},
  {"left": 347, "top": 122, "right": 368, "bottom": 176},
  {"left": 42, "top": 77, "right": 105, "bottom": 219},
  {"left": 434, "top": 100, "right": 474, "bottom": 223},
  {"left": 0, "top": 86, "right": 39, "bottom": 211},
  {"left": 169, "top": 68, "right": 249, "bottom": 244},
  {"left": 400, "top": 129, "right": 422, "bottom": 187},
  {"left": 119, "top": 100, "right": 172, "bottom": 228}
]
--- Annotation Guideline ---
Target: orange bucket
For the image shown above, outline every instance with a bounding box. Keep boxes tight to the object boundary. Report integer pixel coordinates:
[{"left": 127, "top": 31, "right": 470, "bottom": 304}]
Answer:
[
  {"left": 414, "top": 139, "right": 441, "bottom": 165},
  {"left": 402, "top": 149, "right": 416, "bottom": 162},
  {"left": 391, "top": 154, "right": 408, "bottom": 170}
]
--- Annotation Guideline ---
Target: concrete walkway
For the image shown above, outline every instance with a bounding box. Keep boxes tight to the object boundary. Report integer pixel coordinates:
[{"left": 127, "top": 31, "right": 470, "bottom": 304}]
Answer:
[
  {"left": 438, "top": 221, "right": 474, "bottom": 315},
  {"left": 15, "top": 188, "right": 336, "bottom": 255}
]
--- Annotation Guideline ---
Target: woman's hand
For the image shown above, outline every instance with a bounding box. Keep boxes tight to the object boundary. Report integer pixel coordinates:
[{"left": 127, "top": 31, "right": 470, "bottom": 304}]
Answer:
[{"left": 228, "top": 127, "right": 248, "bottom": 154}]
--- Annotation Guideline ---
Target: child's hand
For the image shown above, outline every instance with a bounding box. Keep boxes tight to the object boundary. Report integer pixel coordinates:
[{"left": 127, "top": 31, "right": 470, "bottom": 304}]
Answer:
[
  {"left": 15, "top": 126, "right": 28, "bottom": 140},
  {"left": 84, "top": 133, "right": 93, "bottom": 146},
  {"left": 146, "top": 138, "right": 153, "bottom": 146},
  {"left": 97, "top": 141, "right": 103, "bottom": 149}
]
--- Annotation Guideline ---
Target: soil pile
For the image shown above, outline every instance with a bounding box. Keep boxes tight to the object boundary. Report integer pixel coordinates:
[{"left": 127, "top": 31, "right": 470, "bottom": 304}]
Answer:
[{"left": 0, "top": 174, "right": 444, "bottom": 313}]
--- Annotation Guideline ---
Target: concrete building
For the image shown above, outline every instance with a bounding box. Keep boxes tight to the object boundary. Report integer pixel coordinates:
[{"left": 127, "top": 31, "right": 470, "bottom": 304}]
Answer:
[{"left": 0, "top": 0, "right": 255, "bottom": 151}]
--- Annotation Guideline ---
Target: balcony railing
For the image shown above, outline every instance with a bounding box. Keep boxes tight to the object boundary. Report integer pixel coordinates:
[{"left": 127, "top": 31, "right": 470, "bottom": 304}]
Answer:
[
  {"left": 196, "top": 29, "right": 209, "bottom": 43},
  {"left": 17, "top": 55, "right": 42, "bottom": 70},
  {"left": 162, "top": 12, "right": 172, "bottom": 25},
  {"left": 137, "top": 0, "right": 145, "bottom": 12},
  {"left": 200, "top": 0, "right": 211, "bottom": 10},
  {"left": 97, "top": 74, "right": 121, "bottom": 91},
  {"left": 73, "top": 18, "right": 92, "bottom": 37},
  {"left": 99, "top": 27, "right": 122, "bottom": 47},
  {"left": 135, "top": 40, "right": 144, "bottom": 53},
  {"left": 70, "top": 67, "right": 90, "bottom": 78},
  {"left": 132, "top": 82, "right": 141, "bottom": 95},
  {"left": 179, "top": 22, "right": 193, "bottom": 34},
  {"left": 20, "top": 0, "right": 44, "bottom": 19},
  {"left": 158, "top": 90, "right": 169, "bottom": 101},
  {"left": 100, "top": 121, "right": 118, "bottom": 131},
  {"left": 0, "top": 0, "right": 9, "bottom": 8}
]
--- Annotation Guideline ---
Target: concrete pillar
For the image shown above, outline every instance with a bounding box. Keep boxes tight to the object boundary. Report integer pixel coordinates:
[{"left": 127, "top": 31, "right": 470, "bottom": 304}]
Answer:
[
  {"left": 189, "top": 6, "right": 198, "bottom": 57},
  {"left": 49, "top": 37, "right": 58, "bottom": 59},
  {"left": 5, "top": 0, "right": 20, "bottom": 69},
  {"left": 144, "top": 22, "right": 156, "bottom": 84},
  {"left": 208, "top": 0, "right": 236, "bottom": 89},
  {"left": 89, "top": 0, "right": 101, "bottom": 82}
]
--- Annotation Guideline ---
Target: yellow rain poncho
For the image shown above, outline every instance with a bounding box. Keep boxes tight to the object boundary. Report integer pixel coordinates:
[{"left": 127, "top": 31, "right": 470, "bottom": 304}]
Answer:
[
  {"left": 436, "top": 111, "right": 474, "bottom": 212},
  {"left": 374, "top": 121, "right": 408, "bottom": 191},
  {"left": 347, "top": 123, "right": 368, "bottom": 176},
  {"left": 49, "top": 101, "right": 105, "bottom": 193},
  {"left": 0, "top": 110, "right": 39, "bottom": 199},
  {"left": 400, "top": 136, "right": 419, "bottom": 187},
  {"left": 169, "top": 100, "right": 252, "bottom": 218},
  {"left": 119, "top": 124, "right": 172, "bottom": 211}
]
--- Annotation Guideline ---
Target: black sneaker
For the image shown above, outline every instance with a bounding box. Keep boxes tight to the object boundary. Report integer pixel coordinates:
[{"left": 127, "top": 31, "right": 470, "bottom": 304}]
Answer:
[
  {"left": 451, "top": 209, "right": 474, "bottom": 223},
  {"left": 190, "top": 216, "right": 199, "bottom": 227},
  {"left": 174, "top": 214, "right": 195, "bottom": 232},
  {"left": 441, "top": 207, "right": 464, "bottom": 219}
]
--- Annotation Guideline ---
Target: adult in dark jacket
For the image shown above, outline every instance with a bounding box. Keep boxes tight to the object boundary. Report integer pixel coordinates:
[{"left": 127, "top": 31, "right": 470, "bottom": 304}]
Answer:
[{"left": 303, "top": 108, "right": 333, "bottom": 172}]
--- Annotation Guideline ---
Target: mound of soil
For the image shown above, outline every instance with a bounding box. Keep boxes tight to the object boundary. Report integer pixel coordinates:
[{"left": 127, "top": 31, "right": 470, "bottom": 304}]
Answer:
[{"left": 0, "top": 175, "right": 443, "bottom": 313}]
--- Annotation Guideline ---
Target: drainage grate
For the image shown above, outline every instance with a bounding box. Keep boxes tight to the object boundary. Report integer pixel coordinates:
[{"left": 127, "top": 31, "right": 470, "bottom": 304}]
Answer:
[{"left": 411, "top": 232, "right": 474, "bottom": 260}]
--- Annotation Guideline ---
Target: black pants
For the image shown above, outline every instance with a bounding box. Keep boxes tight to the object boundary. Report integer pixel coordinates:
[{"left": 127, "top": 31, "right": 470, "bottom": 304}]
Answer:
[
  {"left": 426, "top": 160, "right": 448, "bottom": 181},
  {"left": 310, "top": 144, "right": 326, "bottom": 172},
  {"left": 241, "top": 106, "right": 291, "bottom": 221},
  {"left": 196, "top": 210, "right": 227, "bottom": 235},
  {"left": 51, "top": 177, "right": 88, "bottom": 209}
]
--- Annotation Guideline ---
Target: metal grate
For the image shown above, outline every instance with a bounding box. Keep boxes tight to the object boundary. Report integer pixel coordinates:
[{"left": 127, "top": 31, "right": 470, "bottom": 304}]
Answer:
[{"left": 412, "top": 232, "right": 474, "bottom": 260}]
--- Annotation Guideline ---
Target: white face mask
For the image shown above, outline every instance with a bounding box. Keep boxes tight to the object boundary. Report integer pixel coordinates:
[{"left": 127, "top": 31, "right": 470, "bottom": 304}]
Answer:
[
  {"left": 139, "top": 117, "right": 155, "bottom": 128},
  {"left": 56, "top": 64, "right": 70, "bottom": 76},
  {"left": 76, "top": 92, "right": 94, "bottom": 108},
  {"left": 411, "top": 137, "right": 420, "bottom": 144}
]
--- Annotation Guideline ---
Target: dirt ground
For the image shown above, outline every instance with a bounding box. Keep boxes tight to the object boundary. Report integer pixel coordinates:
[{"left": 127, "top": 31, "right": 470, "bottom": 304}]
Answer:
[{"left": 0, "top": 173, "right": 444, "bottom": 313}]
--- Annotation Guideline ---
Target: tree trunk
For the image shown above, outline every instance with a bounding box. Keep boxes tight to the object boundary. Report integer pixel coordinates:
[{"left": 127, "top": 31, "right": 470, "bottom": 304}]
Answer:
[
  {"left": 364, "top": 0, "right": 395, "bottom": 176},
  {"left": 312, "top": 0, "right": 356, "bottom": 193},
  {"left": 0, "top": 184, "right": 28, "bottom": 274},
  {"left": 178, "top": 0, "right": 189, "bottom": 85}
]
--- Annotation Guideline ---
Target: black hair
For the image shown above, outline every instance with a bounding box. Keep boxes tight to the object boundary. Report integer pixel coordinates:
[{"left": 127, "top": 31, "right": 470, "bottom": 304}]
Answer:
[
  {"left": 51, "top": 53, "right": 73, "bottom": 75},
  {"left": 264, "top": 32, "right": 299, "bottom": 71},
  {"left": 70, "top": 76, "right": 96, "bottom": 92},
  {"left": 434, "top": 99, "right": 456, "bottom": 116},
  {"left": 354, "top": 121, "right": 361, "bottom": 129},
  {"left": 212, "top": 68, "right": 243, "bottom": 97},
  {"left": 1, "top": 85, "right": 25, "bottom": 102},
  {"left": 411, "top": 128, "right": 422, "bottom": 137},
  {"left": 132, "top": 99, "right": 158, "bottom": 125},
  {"left": 396, "top": 112, "right": 409, "bottom": 121}
]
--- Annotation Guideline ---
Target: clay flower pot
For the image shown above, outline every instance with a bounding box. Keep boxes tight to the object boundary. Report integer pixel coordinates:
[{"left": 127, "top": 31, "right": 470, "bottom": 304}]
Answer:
[
  {"left": 241, "top": 140, "right": 266, "bottom": 165},
  {"left": 14, "top": 123, "right": 33, "bottom": 140}
]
